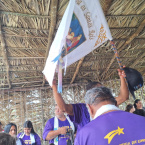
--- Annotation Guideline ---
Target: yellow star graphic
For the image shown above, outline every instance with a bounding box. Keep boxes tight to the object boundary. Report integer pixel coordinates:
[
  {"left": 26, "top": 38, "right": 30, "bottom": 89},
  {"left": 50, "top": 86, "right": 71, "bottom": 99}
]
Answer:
[
  {"left": 117, "top": 127, "right": 124, "bottom": 135},
  {"left": 104, "top": 126, "right": 124, "bottom": 144}
]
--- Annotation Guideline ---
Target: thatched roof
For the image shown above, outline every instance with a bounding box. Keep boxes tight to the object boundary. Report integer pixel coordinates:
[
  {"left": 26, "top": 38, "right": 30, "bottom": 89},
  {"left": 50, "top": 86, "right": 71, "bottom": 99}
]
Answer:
[
  {"left": 0, "top": 1, "right": 145, "bottom": 143},
  {"left": 0, "top": 0, "right": 145, "bottom": 90}
]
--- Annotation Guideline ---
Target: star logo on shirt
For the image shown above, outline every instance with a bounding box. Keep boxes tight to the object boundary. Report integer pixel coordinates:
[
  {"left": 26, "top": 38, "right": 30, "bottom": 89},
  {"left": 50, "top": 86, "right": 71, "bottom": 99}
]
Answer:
[{"left": 104, "top": 126, "right": 124, "bottom": 144}]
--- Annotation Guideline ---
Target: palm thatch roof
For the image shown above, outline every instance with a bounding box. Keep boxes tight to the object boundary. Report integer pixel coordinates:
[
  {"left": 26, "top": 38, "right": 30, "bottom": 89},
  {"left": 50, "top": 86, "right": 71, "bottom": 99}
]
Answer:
[
  {"left": 0, "top": 1, "right": 145, "bottom": 144},
  {"left": 0, "top": 0, "right": 145, "bottom": 90}
]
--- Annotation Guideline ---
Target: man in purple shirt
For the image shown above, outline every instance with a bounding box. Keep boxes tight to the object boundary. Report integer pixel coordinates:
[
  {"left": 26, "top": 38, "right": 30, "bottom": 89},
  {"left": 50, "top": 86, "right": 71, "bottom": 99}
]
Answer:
[
  {"left": 75, "top": 86, "right": 145, "bottom": 145},
  {"left": 51, "top": 69, "right": 129, "bottom": 133},
  {"left": 43, "top": 105, "right": 76, "bottom": 145}
]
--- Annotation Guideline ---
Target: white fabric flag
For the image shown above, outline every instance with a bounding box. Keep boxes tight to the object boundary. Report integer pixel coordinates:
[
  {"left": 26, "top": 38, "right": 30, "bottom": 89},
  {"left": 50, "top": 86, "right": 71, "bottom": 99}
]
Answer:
[{"left": 43, "top": 0, "right": 113, "bottom": 87}]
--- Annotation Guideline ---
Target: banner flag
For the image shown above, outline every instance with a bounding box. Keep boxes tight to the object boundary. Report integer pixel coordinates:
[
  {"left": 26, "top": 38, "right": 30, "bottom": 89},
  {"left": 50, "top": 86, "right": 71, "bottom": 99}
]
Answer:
[{"left": 43, "top": 0, "right": 113, "bottom": 90}]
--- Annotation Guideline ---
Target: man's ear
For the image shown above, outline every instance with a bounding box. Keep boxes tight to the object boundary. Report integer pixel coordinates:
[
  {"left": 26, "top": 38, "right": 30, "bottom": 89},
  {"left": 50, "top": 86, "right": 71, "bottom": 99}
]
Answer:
[{"left": 87, "top": 104, "right": 93, "bottom": 115}]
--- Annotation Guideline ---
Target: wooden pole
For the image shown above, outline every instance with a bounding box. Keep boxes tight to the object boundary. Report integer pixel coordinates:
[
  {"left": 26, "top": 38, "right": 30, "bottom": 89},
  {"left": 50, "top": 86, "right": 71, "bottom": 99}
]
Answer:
[
  {"left": 0, "top": 20, "right": 11, "bottom": 88},
  {"left": 42, "top": 0, "right": 58, "bottom": 86}
]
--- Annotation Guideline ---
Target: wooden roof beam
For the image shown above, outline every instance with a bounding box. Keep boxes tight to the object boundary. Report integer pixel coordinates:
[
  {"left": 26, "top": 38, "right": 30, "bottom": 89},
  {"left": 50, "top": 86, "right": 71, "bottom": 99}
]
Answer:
[
  {"left": 102, "top": 18, "right": 145, "bottom": 80},
  {"left": 0, "top": 82, "right": 87, "bottom": 94},
  {"left": 1, "top": 64, "right": 43, "bottom": 68},
  {"left": 102, "top": 0, "right": 113, "bottom": 16},
  {"left": 130, "top": 52, "right": 145, "bottom": 68},
  {"left": 42, "top": 0, "right": 58, "bottom": 86},
  {"left": 0, "top": 11, "right": 50, "bottom": 18},
  {"left": 106, "top": 14, "right": 145, "bottom": 17},
  {"left": 1, "top": 47, "right": 46, "bottom": 50},
  {"left": 70, "top": 57, "right": 85, "bottom": 84},
  {"left": 3, "top": 26, "right": 50, "bottom": 31},
  {"left": 3, "top": 25, "right": 140, "bottom": 31},
  {"left": 70, "top": 0, "right": 113, "bottom": 84},
  {"left": 0, "top": 21, "right": 11, "bottom": 88},
  {"left": 0, "top": 70, "right": 43, "bottom": 73},
  {"left": 2, "top": 33, "right": 48, "bottom": 39},
  {"left": 0, "top": 57, "right": 45, "bottom": 59}
]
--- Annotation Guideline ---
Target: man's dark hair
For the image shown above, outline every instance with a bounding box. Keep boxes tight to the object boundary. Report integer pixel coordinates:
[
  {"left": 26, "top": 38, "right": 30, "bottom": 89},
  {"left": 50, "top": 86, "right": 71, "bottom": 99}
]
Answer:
[
  {"left": 86, "top": 81, "right": 102, "bottom": 91},
  {"left": 0, "top": 133, "right": 16, "bottom": 145}
]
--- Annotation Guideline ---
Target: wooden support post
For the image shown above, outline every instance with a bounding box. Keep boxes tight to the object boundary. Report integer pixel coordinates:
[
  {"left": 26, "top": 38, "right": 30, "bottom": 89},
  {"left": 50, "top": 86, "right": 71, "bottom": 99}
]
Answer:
[
  {"left": 42, "top": 0, "right": 58, "bottom": 86},
  {"left": 0, "top": 21, "right": 11, "bottom": 88},
  {"left": 40, "top": 89, "right": 45, "bottom": 144}
]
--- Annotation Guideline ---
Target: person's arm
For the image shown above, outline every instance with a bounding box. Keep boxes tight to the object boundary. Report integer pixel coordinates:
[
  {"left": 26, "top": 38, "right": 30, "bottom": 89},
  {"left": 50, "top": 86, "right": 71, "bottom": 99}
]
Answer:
[
  {"left": 52, "top": 80, "right": 74, "bottom": 116},
  {"left": 116, "top": 68, "right": 129, "bottom": 106},
  {"left": 45, "top": 126, "right": 67, "bottom": 141},
  {"left": 43, "top": 118, "right": 68, "bottom": 141}
]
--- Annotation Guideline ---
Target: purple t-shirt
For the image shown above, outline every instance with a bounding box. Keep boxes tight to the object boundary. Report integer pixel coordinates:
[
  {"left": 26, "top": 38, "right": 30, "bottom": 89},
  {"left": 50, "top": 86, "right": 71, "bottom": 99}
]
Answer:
[
  {"left": 69, "top": 103, "right": 90, "bottom": 132},
  {"left": 75, "top": 110, "right": 145, "bottom": 145},
  {"left": 17, "top": 132, "right": 41, "bottom": 145},
  {"left": 43, "top": 117, "right": 73, "bottom": 145}
]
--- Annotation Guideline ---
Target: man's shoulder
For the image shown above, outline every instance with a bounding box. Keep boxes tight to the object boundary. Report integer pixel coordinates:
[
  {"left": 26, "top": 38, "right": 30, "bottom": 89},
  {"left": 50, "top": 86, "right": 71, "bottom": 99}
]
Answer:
[
  {"left": 77, "top": 111, "right": 126, "bottom": 130},
  {"left": 72, "top": 103, "right": 88, "bottom": 114},
  {"left": 45, "top": 117, "right": 55, "bottom": 125},
  {"left": 93, "top": 110, "right": 145, "bottom": 125},
  {"left": 76, "top": 111, "right": 137, "bottom": 134},
  {"left": 48, "top": 117, "right": 55, "bottom": 121}
]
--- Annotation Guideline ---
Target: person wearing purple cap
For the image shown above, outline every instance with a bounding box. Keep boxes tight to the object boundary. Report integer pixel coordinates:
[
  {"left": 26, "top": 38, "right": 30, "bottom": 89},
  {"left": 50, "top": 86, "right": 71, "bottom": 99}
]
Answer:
[
  {"left": 75, "top": 87, "right": 145, "bottom": 145},
  {"left": 51, "top": 69, "right": 129, "bottom": 133}
]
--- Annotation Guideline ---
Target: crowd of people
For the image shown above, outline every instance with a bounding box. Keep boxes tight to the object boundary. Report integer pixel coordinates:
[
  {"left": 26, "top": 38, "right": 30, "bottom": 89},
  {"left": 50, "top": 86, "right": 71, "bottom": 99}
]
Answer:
[
  {"left": 0, "top": 68, "right": 145, "bottom": 145},
  {"left": 125, "top": 99, "right": 145, "bottom": 116},
  {"left": 0, "top": 121, "right": 41, "bottom": 145}
]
